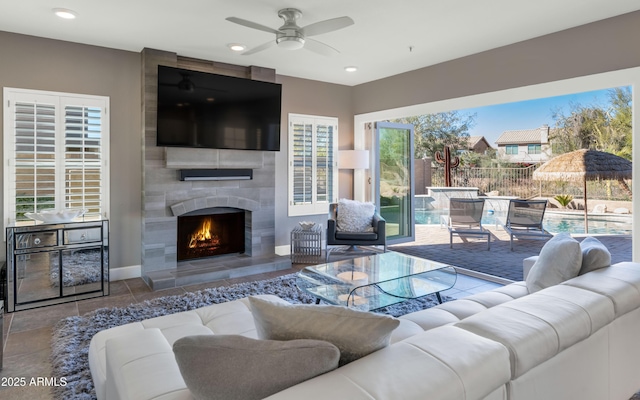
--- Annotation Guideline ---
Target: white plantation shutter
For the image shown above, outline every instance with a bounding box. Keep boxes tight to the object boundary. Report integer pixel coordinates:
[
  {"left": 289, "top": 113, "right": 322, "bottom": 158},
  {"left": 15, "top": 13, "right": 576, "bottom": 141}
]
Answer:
[
  {"left": 4, "top": 88, "right": 109, "bottom": 227},
  {"left": 288, "top": 114, "right": 338, "bottom": 216},
  {"left": 13, "top": 100, "right": 57, "bottom": 217},
  {"left": 315, "top": 122, "right": 334, "bottom": 204},
  {"left": 64, "top": 104, "right": 104, "bottom": 218},
  {"left": 291, "top": 121, "right": 313, "bottom": 206}
]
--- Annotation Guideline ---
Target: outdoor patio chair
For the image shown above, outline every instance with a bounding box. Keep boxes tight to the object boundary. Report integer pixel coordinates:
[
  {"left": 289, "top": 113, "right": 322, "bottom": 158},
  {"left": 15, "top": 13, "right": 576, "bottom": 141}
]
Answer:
[
  {"left": 503, "top": 199, "right": 553, "bottom": 250},
  {"left": 445, "top": 198, "right": 490, "bottom": 250}
]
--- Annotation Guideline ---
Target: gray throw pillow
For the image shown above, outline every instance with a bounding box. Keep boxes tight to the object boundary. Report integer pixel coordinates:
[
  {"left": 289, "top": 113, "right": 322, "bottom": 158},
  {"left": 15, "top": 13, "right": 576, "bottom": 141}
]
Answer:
[
  {"left": 579, "top": 236, "right": 611, "bottom": 275},
  {"left": 336, "top": 198, "right": 375, "bottom": 232},
  {"left": 173, "top": 334, "right": 339, "bottom": 400},
  {"left": 249, "top": 296, "right": 400, "bottom": 365},
  {"left": 526, "top": 232, "right": 582, "bottom": 293}
]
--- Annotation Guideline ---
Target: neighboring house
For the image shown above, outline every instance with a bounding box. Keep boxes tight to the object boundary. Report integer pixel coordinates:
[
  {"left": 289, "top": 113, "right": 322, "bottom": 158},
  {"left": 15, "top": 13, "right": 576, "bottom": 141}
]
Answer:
[
  {"left": 464, "top": 136, "right": 493, "bottom": 154},
  {"left": 495, "top": 125, "right": 554, "bottom": 163}
]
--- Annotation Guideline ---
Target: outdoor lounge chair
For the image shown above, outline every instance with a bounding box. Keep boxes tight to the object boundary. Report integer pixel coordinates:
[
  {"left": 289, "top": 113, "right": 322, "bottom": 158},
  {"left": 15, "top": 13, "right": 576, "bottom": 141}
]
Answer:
[
  {"left": 503, "top": 199, "right": 553, "bottom": 250},
  {"left": 446, "top": 198, "right": 490, "bottom": 250}
]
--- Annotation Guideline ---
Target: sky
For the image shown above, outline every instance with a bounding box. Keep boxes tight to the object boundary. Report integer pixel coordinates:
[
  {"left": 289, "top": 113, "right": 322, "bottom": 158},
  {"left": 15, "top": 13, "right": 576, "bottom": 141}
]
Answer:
[{"left": 461, "top": 87, "right": 620, "bottom": 146}]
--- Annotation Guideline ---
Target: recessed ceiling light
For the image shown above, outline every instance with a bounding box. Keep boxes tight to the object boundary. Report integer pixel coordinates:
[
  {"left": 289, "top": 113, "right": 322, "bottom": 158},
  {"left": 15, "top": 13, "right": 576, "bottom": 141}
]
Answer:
[
  {"left": 53, "top": 8, "right": 77, "bottom": 19},
  {"left": 344, "top": 66, "right": 358, "bottom": 72},
  {"left": 228, "top": 43, "right": 246, "bottom": 52}
]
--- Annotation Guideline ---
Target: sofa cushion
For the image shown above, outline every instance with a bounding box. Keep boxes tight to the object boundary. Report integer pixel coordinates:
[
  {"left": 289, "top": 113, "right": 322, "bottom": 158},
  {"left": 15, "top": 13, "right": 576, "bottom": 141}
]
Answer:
[
  {"left": 105, "top": 328, "right": 191, "bottom": 400},
  {"left": 563, "top": 263, "right": 640, "bottom": 318},
  {"left": 456, "top": 290, "right": 597, "bottom": 378},
  {"left": 173, "top": 335, "right": 340, "bottom": 400},
  {"left": 526, "top": 232, "right": 582, "bottom": 293},
  {"left": 336, "top": 198, "right": 375, "bottom": 232},
  {"left": 264, "top": 326, "right": 511, "bottom": 400},
  {"left": 249, "top": 296, "right": 399, "bottom": 365},
  {"left": 579, "top": 236, "right": 611, "bottom": 275}
]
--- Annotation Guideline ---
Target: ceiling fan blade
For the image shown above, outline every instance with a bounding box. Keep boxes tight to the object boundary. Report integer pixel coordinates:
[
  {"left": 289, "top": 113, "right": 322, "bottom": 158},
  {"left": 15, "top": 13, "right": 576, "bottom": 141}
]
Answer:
[
  {"left": 225, "top": 17, "right": 280, "bottom": 34},
  {"left": 304, "top": 38, "right": 340, "bottom": 57},
  {"left": 302, "top": 16, "right": 354, "bottom": 37},
  {"left": 242, "top": 40, "right": 276, "bottom": 55}
]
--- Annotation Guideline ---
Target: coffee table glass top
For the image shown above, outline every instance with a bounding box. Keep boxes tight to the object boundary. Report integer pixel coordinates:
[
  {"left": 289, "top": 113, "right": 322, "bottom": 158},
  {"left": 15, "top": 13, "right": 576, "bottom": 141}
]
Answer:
[{"left": 297, "top": 251, "right": 457, "bottom": 311}]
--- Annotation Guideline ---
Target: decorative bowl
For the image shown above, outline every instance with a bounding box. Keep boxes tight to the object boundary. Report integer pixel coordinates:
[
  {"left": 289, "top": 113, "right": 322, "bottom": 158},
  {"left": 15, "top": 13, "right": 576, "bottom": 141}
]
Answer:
[
  {"left": 299, "top": 221, "right": 316, "bottom": 230},
  {"left": 25, "top": 208, "right": 87, "bottom": 224}
]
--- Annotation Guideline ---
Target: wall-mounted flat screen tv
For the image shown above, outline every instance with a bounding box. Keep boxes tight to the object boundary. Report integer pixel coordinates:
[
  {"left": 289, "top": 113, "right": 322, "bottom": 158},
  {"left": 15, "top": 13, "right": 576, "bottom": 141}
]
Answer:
[{"left": 156, "top": 65, "right": 282, "bottom": 151}]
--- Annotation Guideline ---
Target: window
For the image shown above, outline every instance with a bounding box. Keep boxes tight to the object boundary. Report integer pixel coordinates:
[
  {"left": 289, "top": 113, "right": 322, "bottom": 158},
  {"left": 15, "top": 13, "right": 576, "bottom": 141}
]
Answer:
[
  {"left": 505, "top": 144, "right": 518, "bottom": 155},
  {"left": 528, "top": 144, "right": 542, "bottom": 154},
  {"left": 288, "top": 114, "right": 338, "bottom": 216},
  {"left": 3, "top": 88, "right": 110, "bottom": 227}
]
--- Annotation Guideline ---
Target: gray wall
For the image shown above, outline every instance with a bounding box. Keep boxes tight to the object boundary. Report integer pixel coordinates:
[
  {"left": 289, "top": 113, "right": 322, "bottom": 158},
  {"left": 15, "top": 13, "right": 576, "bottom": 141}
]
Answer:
[
  {"left": 0, "top": 31, "right": 142, "bottom": 270},
  {"left": 274, "top": 75, "right": 354, "bottom": 247}
]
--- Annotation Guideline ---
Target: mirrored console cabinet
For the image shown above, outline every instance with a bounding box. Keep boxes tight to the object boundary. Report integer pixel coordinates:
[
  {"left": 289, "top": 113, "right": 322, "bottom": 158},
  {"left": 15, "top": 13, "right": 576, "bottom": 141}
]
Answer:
[{"left": 5, "top": 220, "right": 109, "bottom": 312}]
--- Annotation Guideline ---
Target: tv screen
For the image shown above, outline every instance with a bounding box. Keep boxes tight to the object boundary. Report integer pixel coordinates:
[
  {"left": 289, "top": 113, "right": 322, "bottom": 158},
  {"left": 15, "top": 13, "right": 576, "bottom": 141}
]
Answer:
[{"left": 156, "top": 65, "right": 282, "bottom": 151}]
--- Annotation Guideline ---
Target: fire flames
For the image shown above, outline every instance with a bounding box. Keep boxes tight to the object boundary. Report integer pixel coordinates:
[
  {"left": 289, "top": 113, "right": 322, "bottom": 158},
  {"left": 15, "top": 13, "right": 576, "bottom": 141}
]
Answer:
[{"left": 188, "top": 217, "right": 220, "bottom": 249}]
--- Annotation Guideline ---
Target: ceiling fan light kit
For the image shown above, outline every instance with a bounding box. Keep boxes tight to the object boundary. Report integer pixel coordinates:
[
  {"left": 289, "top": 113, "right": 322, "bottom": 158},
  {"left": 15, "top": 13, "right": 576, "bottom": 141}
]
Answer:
[
  {"left": 226, "top": 8, "right": 354, "bottom": 56},
  {"left": 276, "top": 35, "right": 305, "bottom": 50}
]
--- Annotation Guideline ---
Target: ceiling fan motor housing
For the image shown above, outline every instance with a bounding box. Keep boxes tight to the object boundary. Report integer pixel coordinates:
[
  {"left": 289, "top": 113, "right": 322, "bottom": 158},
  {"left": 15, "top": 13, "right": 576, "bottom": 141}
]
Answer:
[{"left": 276, "top": 8, "right": 305, "bottom": 50}]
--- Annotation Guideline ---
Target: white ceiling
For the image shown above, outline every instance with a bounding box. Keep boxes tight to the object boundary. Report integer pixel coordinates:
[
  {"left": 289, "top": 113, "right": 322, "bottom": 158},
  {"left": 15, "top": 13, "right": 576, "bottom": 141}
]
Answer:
[{"left": 2, "top": 0, "right": 640, "bottom": 86}]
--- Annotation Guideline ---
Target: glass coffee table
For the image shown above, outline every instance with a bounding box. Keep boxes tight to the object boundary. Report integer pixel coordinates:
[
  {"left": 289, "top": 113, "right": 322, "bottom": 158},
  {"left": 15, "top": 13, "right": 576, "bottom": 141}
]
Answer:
[{"left": 297, "top": 251, "right": 457, "bottom": 311}]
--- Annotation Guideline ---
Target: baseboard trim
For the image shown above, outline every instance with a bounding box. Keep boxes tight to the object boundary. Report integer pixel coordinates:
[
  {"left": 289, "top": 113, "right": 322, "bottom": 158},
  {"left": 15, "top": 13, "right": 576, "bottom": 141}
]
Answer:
[
  {"left": 275, "top": 245, "right": 290, "bottom": 256},
  {"left": 110, "top": 265, "right": 142, "bottom": 281}
]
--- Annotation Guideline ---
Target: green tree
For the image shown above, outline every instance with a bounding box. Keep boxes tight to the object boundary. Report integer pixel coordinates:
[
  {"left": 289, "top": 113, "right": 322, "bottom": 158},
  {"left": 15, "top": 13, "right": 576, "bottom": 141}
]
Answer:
[
  {"left": 550, "top": 86, "right": 632, "bottom": 160},
  {"left": 608, "top": 86, "right": 632, "bottom": 159},
  {"left": 392, "top": 111, "right": 476, "bottom": 159}
]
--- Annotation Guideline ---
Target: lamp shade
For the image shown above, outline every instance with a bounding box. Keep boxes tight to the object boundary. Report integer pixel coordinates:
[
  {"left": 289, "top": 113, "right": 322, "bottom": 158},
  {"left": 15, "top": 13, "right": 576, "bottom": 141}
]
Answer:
[{"left": 338, "top": 150, "right": 370, "bottom": 169}]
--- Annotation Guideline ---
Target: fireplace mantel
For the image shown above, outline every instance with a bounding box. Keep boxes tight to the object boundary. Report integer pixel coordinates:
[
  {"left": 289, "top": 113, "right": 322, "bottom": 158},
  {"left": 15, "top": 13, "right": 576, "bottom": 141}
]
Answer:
[{"left": 170, "top": 196, "right": 261, "bottom": 217}]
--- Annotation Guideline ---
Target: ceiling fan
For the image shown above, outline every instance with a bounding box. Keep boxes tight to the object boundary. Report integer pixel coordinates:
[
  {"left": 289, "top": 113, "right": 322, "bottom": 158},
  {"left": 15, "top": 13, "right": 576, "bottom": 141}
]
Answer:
[{"left": 226, "top": 8, "right": 354, "bottom": 56}]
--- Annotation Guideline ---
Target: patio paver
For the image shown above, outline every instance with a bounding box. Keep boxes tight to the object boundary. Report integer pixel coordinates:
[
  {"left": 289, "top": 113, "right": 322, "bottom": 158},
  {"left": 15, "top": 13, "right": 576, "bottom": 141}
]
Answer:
[{"left": 390, "top": 224, "right": 632, "bottom": 281}]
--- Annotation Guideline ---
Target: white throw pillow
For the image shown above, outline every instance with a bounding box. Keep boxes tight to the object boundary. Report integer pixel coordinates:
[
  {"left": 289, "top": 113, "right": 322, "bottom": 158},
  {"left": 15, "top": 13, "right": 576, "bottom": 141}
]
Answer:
[
  {"left": 249, "top": 296, "right": 399, "bottom": 366},
  {"left": 579, "top": 236, "right": 611, "bottom": 275},
  {"left": 336, "top": 198, "right": 375, "bottom": 232},
  {"left": 526, "top": 233, "right": 582, "bottom": 293}
]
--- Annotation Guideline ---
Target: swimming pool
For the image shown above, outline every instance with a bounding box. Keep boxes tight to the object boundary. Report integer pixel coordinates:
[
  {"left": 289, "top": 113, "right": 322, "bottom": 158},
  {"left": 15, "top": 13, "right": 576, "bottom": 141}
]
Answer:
[{"left": 415, "top": 209, "right": 632, "bottom": 235}]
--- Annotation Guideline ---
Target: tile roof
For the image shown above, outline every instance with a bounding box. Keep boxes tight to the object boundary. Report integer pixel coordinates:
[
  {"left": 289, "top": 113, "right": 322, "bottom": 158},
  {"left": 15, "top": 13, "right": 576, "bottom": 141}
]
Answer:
[
  {"left": 466, "top": 136, "right": 493, "bottom": 150},
  {"left": 495, "top": 127, "right": 552, "bottom": 145}
]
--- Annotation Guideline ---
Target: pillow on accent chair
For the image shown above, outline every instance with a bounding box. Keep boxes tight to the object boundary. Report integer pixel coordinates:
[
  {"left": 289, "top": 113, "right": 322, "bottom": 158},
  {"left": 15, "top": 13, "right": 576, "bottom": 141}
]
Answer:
[
  {"left": 579, "top": 236, "right": 611, "bottom": 275},
  {"left": 249, "top": 296, "right": 400, "bottom": 365},
  {"left": 526, "top": 232, "right": 582, "bottom": 293},
  {"left": 173, "top": 334, "right": 340, "bottom": 400},
  {"left": 336, "top": 198, "right": 376, "bottom": 232}
]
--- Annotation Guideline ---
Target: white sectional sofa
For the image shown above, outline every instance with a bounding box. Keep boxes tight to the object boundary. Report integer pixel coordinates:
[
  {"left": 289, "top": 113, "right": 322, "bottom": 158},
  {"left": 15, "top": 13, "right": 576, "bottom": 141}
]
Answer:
[{"left": 89, "top": 261, "right": 640, "bottom": 400}]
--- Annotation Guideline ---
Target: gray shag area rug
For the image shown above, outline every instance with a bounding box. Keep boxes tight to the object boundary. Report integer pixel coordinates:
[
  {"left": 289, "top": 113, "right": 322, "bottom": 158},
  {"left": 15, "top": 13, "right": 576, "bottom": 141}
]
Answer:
[{"left": 51, "top": 273, "right": 447, "bottom": 400}]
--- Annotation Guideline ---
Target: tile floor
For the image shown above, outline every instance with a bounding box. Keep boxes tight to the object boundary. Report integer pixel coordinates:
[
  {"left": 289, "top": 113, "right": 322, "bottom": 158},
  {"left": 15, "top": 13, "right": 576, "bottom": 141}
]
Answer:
[{"left": 0, "top": 262, "right": 499, "bottom": 400}]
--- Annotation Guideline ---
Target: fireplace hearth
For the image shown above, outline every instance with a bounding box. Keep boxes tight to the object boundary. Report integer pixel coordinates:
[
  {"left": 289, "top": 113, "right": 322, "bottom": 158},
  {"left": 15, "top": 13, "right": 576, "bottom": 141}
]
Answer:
[{"left": 177, "top": 209, "right": 245, "bottom": 261}]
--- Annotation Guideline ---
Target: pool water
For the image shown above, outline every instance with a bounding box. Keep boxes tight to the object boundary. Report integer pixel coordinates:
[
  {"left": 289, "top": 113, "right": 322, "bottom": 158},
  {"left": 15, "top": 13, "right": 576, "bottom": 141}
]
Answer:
[{"left": 415, "top": 209, "right": 632, "bottom": 235}]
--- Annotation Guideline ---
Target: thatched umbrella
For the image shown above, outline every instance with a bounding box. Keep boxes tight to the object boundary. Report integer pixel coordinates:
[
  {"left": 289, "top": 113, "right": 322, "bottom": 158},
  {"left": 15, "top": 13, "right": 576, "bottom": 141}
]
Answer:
[{"left": 532, "top": 149, "right": 632, "bottom": 233}]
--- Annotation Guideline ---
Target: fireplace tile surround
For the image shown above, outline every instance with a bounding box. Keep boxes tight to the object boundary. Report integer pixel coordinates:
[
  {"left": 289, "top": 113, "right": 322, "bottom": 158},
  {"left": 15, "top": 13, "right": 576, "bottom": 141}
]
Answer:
[{"left": 141, "top": 48, "right": 291, "bottom": 290}]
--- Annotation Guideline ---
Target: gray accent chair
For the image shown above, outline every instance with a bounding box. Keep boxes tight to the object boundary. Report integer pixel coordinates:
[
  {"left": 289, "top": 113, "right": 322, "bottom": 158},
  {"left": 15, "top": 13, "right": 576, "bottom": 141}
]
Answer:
[{"left": 326, "top": 203, "right": 386, "bottom": 261}]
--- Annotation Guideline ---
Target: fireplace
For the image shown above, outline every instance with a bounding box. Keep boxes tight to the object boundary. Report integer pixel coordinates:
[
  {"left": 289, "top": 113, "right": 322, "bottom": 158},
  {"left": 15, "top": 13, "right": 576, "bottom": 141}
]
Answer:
[{"left": 177, "top": 208, "right": 245, "bottom": 261}]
